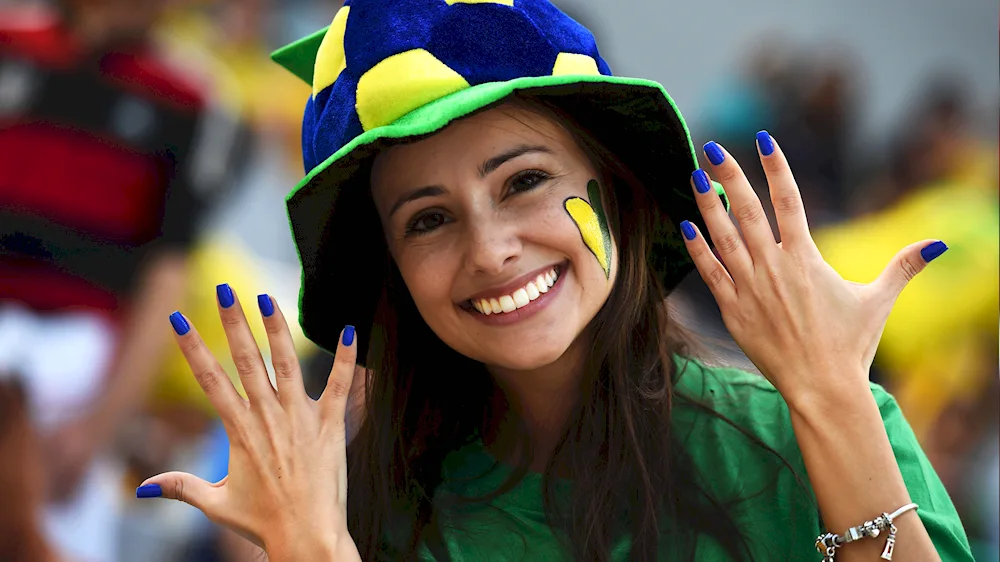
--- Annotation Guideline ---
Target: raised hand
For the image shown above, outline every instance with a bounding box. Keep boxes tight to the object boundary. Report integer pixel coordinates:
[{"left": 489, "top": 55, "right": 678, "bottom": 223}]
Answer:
[
  {"left": 136, "top": 286, "right": 361, "bottom": 562},
  {"left": 679, "top": 132, "right": 947, "bottom": 404}
]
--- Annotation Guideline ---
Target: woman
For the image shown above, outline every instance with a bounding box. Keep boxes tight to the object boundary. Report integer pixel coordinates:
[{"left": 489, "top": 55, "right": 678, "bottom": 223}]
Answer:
[{"left": 136, "top": 1, "right": 972, "bottom": 560}]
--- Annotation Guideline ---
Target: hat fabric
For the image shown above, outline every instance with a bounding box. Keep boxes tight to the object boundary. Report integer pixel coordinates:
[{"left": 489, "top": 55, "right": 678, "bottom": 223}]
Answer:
[{"left": 272, "top": 0, "right": 727, "bottom": 355}]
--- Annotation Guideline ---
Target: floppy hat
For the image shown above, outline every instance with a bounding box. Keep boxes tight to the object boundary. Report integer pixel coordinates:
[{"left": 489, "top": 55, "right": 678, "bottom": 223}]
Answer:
[{"left": 272, "top": 0, "right": 728, "bottom": 355}]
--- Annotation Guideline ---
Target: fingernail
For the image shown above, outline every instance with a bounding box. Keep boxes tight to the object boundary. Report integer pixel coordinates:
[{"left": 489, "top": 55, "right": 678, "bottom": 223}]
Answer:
[
  {"left": 342, "top": 325, "right": 355, "bottom": 346},
  {"left": 920, "top": 241, "right": 948, "bottom": 263},
  {"left": 692, "top": 169, "right": 712, "bottom": 194},
  {"left": 756, "top": 130, "right": 774, "bottom": 156},
  {"left": 136, "top": 484, "right": 162, "bottom": 498},
  {"left": 257, "top": 294, "right": 274, "bottom": 318},
  {"left": 216, "top": 283, "right": 234, "bottom": 309},
  {"left": 680, "top": 220, "right": 697, "bottom": 241},
  {"left": 704, "top": 141, "right": 725, "bottom": 166},
  {"left": 169, "top": 311, "right": 190, "bottom": 335}
]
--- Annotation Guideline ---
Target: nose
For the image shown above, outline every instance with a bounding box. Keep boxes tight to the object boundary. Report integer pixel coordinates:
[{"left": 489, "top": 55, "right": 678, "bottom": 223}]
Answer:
[{"left": 463, "top": 215, "right": 522, "bottom": 276}]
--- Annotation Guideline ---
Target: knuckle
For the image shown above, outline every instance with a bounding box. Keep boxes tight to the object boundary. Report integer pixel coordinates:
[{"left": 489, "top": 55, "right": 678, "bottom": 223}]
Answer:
[
  {"left": 221, "top": 313, "right": 244, "bottom": 327},
  {"left": 762, "top": 155, "right": 785, "bottom": 173},
  {"left": 706, "top": 266, "right": 728, "bottom": 288},
  {"left": 192, "top": 366, "right": 223, "bottom": 394},
  {"left": 232, "top": 351, "right": 260, "bottom": 375},
  {"left": 715, "top": 164, "right": 739, "bottom": 182},
  {"left": 734, "top": 203, "right": 765, "bottom": 227},
  {"left": 899, "top": 258, "right": 919, "bottom": 282},
  {"left": 714, "top": 233, "right": 742, "bottom": 255},
  {"left": 326, "top": 378, "right": 351, "bottom": 400},
  {"left": 272, "top": 355, "right": 299, "bottom": 380},
  {"left": 774, "top": 195, "right": 803, "bottom": 215},
  {"left": 171, "top": 478, "right": 186, "bottom": 503},
  {"left": 264, "top": 320, "right": 284, "bottom": 336}
]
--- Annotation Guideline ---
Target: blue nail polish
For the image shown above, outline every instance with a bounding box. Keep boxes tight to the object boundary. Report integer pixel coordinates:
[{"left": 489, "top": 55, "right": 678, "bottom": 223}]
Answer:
[
  {"left": 704, "top": 141, "right": 725, "bottom": 166},
  {"left": 920, "top": 241, "right": 948, "bottom": 263},
  {"left": 136, "top": 484, "right": 162, "bottom": 498},
  {"left": 216, "top": 283, "right": 234, "bottom": 309},
  {"left": 169, "top": 311, "right": 190, "bottom": 335},
  {"left": 692, "top": 169, "right": 712, "bottom": 194},
  {"left": 680, "top": 221, "right": 697, "bottom": 241},
  {"left": 257, "top": 294, "right": 274, "bottom": 318},
  {"left": 756, "top": 130, "right": 774, "bottom": 156},
  {"left": 342, "top": 325, "right": 355, "bottom": 346}
]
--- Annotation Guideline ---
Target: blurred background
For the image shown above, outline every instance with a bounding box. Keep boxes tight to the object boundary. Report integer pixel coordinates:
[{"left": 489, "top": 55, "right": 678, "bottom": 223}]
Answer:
[{"left": 0, "top": 0, "right": 996, "bottom": 560}]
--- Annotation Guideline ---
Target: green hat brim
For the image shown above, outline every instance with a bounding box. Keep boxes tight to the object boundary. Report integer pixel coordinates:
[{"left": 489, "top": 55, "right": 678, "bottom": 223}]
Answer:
[{"left": 287, "top": 74, "right": 728, "bottom": 356}]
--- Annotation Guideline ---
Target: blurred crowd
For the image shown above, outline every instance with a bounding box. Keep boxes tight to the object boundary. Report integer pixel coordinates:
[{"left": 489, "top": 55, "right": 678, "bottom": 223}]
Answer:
[{"left": 0, "top": 1, "right": 996, "bottom": 561}]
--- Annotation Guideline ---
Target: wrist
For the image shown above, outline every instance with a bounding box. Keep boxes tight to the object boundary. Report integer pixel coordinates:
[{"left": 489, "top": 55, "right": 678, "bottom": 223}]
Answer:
[
  {"left": 265, "top": 530, "right": 353, "bottom": 562},
  {"left": 778, "top": 366, "right": 873, "bottom": 416}
]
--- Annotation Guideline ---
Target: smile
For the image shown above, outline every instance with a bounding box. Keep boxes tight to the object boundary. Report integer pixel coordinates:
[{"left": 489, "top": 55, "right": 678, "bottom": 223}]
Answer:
[{"left": 460, "top": 262, "right": 566, "bottom": 323}]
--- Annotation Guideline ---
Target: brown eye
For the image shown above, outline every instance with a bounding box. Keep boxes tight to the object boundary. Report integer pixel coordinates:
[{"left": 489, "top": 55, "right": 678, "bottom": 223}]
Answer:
[
  {"left": 405, "top": 210, "right": 451, "bottom": 236},
  {"left": 506, "top": 170, "right": 551, "bottom": 197}
]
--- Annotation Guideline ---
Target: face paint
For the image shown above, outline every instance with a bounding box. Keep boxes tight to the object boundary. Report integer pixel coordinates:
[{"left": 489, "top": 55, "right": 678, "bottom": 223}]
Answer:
[{"left": 564, "top": 179, "right": 612, "bottom": 278}]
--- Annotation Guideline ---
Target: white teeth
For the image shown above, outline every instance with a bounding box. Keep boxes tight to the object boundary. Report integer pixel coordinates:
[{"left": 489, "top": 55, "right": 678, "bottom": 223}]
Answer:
[
  {"left": 512, "top": 288, "right": 530, "bottom": 308},
  {"left": 525, "top": 282, "right": 540, "bottom": 300},
  {"left": 471, "top": 266, "right": 563, "bottom": 316},
  {"left": 535, "top": 275, "right": 549, "bottom": 293}
]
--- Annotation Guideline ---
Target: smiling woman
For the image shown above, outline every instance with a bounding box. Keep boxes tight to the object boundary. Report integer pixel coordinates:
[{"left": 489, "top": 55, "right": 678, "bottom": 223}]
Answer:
[{"left": 135, "top": 1, "right": 975, "bottom": 561}]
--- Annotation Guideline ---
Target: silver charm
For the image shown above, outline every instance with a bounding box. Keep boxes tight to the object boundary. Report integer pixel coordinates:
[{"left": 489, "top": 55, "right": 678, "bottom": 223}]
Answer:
[{"left": 880, "top": 524, "right": 898, "bottom": 560}]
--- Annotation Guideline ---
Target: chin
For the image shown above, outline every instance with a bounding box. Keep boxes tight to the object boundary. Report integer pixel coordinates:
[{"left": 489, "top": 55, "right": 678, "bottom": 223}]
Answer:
[{"left": 481, "top": 340, "right": 573, "bottom": 371}]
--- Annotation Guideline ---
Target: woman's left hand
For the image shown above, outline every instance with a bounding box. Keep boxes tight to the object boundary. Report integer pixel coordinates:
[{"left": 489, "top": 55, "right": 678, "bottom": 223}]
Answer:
[{"left": 680, "top": 132, "right": 948, "bottom": 404}]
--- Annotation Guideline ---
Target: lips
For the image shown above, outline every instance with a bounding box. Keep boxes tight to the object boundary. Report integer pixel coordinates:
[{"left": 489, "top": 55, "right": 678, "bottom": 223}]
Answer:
[{"left": 460, "top": 263, "right": 564, "bottom": 316}]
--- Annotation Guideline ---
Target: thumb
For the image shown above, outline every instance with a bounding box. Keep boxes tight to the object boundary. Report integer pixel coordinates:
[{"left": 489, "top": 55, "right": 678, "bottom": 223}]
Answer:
[
  {"left": 873, "top": 239, "right": 947, "bottom": 299},
  {"left": 137, "top": 472, "right": 225, "bottom": 514}
]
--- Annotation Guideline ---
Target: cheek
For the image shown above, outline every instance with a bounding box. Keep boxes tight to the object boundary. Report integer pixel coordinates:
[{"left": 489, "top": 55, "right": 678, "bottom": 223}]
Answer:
[{"left": 394, "top": 246, "right": 458, "bottom": 316}]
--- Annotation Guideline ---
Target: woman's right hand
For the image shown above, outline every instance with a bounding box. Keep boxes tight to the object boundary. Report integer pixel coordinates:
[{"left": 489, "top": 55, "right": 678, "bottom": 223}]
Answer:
[{"left": 137, "top": 286, "right": 361, "bottom": 562}]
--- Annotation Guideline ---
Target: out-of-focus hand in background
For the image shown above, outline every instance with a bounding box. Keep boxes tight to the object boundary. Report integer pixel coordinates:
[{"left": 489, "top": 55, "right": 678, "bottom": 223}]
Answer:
[{"left": 0, "top": 0, "right": 995, "bottom": 561}]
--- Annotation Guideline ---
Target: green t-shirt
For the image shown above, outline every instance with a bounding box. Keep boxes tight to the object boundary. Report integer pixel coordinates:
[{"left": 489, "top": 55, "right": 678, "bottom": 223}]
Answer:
[{"left": 407, "top": 359, "right": 973, "bottom": 561}]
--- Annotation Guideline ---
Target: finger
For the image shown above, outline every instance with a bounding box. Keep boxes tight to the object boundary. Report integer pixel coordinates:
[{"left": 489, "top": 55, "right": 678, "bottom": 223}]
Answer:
[
  {"left": 170, "top": 311, "right": 245, "bottom": 421},
  {"left": 215, "top": 284, "right": 278, "bottom": 407},
  {"left": 137, "top": 471, "right": 224, "bottom": 515},
  {"left": 702, "top": 140, "right": 777, "bottom": 262},
  {"left": 320, "top": 325, "right": 357, "bottom": 425},
  {"left": 691, "top": 168, "right": 754, "bottom": 286},
  {"left": 755, "top": 131, "right": 813, "bottom": 251},
  {"left": 257, "top": 294, "right": 307, "bottom": 407},
  {"left": 680, "top": 220, "right": 737, "bottom": 306},
  {"left": 873, "top": 240, "right": 947, "bottom": 300}
]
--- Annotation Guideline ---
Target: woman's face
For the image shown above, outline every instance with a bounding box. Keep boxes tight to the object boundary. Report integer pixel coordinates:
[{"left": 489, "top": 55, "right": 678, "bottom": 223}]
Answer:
[{"left": 371, "top": 105, "right": 618, "bottom": 370}]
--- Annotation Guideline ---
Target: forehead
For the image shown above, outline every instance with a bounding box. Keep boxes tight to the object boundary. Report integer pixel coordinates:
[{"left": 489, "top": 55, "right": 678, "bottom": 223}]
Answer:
[{"left": 370, "top": 104, "right": 578, "bottom": 185}]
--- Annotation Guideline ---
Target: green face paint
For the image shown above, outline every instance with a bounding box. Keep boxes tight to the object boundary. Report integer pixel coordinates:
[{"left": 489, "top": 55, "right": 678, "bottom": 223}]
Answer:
[{"left": 563, "top": 179, "right": 612, "bottom": 278}]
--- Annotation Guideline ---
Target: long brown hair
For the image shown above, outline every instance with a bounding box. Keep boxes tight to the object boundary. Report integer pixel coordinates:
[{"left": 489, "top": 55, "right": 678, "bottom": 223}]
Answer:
[{"left": 345, "top": 94, "right": 788, "bottom": 561}]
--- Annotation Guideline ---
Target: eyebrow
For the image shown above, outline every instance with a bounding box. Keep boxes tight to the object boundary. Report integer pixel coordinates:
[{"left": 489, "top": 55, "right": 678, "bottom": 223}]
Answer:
[
  {"left": 478, "top": 145, "right": 553, "bottom": 178},
  {"left": 386, "top": 145, "right": 554, "bottom": 218},
  {"left": 388, "top": 185, "right": 448, "bottom": 218}
]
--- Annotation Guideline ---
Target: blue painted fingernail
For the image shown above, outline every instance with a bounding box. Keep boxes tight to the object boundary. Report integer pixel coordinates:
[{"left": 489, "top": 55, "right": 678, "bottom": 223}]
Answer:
[
  {"left": 680, "top": 220, "right": 697, "bottom": 241},
  {"left": 342, "top": 325, "right": 355, "bottom": 346},
  {"left": 704, "top": 141, "right": 725, "bottom": 166},
  {"left": 257, "top": 294, "right": 274, "bottom": 318},
  {"left": 692, "top": 169, "right": 712, "bottom": 194},
  {"left": 169, "top": 311, "right": 189, "bottom": 335},
  {"left": 136, "top": 484, "right": 162, "bottom": 498},
  {"left": 920, "top": 241, "right": 948, "bottom": 263},
  {"left": 756, "top": 130, "right": 774, "bottom": 156},
  {"left": 216, "top": 283, "right": 234, "bottom": 309}
]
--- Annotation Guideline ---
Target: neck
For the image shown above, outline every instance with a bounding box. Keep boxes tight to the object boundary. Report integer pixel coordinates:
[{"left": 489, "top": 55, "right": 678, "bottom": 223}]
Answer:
[{"left": 485, "top": 336, "right": 588, "bottom": 471}]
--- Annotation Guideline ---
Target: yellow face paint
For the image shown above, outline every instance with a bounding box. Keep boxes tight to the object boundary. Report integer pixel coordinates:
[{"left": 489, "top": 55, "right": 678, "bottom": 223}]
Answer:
[{"left": 564, "top": 180, "right": 612, "bottom": 278}]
